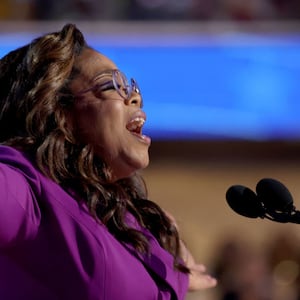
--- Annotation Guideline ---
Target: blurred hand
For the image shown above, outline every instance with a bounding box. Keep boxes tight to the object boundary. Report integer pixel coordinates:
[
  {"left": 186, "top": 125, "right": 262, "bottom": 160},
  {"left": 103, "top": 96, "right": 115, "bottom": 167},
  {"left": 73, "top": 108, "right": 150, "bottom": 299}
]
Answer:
[
  {"left": 164, "top": 210, "right": 217, "bottom": 291},
  {"left": 180, "top": 239, "right": 217, "bottom": 291},
  {"left": 188, "top": 264, "right": 217, "bottom": 291}
]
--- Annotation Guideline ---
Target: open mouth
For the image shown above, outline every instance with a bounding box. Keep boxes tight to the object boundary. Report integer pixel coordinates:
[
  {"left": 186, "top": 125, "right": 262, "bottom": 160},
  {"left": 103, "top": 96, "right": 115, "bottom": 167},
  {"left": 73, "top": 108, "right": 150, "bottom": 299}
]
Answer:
[{"left": 126, "top": 117, "right": 145, "bottom": 135}]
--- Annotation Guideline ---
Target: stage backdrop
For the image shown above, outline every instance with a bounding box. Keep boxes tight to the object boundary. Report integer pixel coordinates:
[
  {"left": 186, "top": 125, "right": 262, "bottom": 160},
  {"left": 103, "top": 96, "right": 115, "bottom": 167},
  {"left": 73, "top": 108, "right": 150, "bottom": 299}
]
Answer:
[{"left": 0, "top": 22, "right": 299, "bottom": 141}]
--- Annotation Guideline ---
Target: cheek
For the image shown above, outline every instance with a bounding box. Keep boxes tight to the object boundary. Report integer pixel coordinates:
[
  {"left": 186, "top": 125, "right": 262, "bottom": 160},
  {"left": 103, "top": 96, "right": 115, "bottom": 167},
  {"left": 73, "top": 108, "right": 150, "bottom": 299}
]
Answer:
[
  {"left": 74, "top": 105, "right": 125, "bottom": 147},
  {"left": 70, "top": 100, "right": 128, "bottom": 155},
  {"left": 71, "top": 104, "right": 103, "bottom": 142}
]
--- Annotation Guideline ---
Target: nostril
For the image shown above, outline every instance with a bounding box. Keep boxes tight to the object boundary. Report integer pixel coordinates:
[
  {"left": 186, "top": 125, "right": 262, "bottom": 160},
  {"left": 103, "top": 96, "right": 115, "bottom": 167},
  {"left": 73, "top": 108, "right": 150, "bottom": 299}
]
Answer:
[
  {"left": 131, "top": 98, "right": 139, "bottom": 105},
  {"left": 128, "top": 96, "right": 142, "bottom": 107}
]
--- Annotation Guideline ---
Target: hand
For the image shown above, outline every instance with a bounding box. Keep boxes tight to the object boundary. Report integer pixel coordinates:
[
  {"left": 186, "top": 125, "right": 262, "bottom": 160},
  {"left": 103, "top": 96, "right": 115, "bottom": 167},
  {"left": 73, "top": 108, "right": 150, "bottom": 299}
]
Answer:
[
  {"left": 188, "top": 263, "right": 217, "bottom": 291},
  {"left": 163, "top": 210, "right": 217, "bottom": 291},
  {"left": 180, "top": 240, "right": 217, "bottom": 291}
]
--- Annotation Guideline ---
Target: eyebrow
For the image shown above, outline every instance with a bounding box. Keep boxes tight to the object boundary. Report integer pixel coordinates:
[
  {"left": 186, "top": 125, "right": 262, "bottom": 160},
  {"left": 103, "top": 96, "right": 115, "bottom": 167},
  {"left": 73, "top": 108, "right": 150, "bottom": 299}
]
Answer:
[
  {"left": 75, "top": 69, "right": 116, "bottom": 96},
  {"left": 92, "top": 69, "right": 115, "bottom": 82}
]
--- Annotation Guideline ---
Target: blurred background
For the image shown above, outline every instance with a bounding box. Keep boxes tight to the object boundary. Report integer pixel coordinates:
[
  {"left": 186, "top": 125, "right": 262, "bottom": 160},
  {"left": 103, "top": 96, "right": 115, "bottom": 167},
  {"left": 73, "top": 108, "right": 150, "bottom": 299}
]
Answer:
[{"left": 1, "top": 1, "right": 300, "bottom": 299}]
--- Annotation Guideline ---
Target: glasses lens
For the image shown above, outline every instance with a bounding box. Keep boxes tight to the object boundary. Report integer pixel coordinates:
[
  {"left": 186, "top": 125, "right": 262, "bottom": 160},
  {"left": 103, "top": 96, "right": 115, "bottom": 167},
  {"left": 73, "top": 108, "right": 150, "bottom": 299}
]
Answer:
[{"left": 113, "top": 70, "right": 131, "bottom": 99}]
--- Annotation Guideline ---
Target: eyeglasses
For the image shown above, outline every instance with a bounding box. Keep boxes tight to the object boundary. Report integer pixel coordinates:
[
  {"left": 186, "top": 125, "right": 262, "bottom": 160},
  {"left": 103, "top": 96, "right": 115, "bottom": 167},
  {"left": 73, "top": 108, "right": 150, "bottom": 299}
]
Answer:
[{"left": 75, "top": 69, "right": 142, "bottom": 103}]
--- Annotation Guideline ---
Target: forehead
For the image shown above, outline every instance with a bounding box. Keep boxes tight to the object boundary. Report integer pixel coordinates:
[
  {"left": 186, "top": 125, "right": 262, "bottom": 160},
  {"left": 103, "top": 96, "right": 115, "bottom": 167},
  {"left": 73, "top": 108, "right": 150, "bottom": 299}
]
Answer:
[
  {"left": 70, "top": 48, "right": 117, "bottom": 93},
  {"left": 76, "top": 48, "right": 117, "bottom": 81}
]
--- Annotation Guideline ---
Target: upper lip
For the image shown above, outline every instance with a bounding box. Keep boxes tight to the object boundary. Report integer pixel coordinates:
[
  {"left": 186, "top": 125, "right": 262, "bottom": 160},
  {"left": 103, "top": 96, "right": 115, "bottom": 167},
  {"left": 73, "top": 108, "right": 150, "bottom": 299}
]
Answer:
[{"left": 126, "top": 111, "right": 146, "bottom": 135}]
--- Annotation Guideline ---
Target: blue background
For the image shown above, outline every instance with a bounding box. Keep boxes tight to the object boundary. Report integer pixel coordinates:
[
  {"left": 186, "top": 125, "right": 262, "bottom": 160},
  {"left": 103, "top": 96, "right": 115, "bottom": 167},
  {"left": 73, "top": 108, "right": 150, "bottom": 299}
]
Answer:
[{"left": 1, "top": 31, "right": 299, "bottom": 141}]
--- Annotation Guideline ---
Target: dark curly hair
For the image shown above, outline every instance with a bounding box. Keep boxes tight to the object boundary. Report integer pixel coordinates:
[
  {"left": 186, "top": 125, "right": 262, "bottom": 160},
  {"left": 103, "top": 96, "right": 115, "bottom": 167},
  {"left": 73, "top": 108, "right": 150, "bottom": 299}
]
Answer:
[{"left": 0, "top": 23, "right": 188, "bottom": 273}]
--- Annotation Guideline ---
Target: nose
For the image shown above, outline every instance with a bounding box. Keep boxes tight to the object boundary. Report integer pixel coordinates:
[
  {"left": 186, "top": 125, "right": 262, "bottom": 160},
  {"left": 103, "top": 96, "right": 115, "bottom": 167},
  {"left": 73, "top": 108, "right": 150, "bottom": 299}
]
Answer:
[{"left": 126, "top": 93, "right": 143, "bottom": 108}]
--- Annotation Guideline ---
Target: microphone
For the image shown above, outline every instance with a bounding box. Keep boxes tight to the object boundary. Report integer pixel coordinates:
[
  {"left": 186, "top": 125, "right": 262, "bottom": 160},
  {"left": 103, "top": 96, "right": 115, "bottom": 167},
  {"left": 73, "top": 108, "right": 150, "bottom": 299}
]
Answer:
[
  {"left": 226, "top": 178, "right": 300, "bottom": 224},
  {"left": 226, "top": 185, "right": 264, "bottom": 219},
  {"left": 256, "top": 178, "right": 294, "bottom": 213}
]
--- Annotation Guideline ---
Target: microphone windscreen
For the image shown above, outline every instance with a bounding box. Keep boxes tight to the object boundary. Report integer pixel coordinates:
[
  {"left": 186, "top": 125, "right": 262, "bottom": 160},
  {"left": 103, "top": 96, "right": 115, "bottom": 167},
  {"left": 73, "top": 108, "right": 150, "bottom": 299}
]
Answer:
[
  {"left": 226, "top": 185, "right": 265, "bottom": 218},
  {"left": 256, "top": 178, "right": 294, "bottom": 212}
]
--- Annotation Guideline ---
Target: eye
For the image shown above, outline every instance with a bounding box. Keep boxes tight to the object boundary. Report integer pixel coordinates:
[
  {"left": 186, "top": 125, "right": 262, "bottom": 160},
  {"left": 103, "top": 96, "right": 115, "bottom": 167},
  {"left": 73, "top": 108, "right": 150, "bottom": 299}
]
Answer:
[{"left": 94, "top": 80, "right": 115, "bottom": 93}]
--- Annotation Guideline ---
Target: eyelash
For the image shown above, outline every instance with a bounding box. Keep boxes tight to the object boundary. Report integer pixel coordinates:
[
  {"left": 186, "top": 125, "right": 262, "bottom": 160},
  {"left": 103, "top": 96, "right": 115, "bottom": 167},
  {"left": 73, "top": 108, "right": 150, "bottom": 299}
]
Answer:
[{"left": 94, "top": 81, "right": 115, "bottom": 93}]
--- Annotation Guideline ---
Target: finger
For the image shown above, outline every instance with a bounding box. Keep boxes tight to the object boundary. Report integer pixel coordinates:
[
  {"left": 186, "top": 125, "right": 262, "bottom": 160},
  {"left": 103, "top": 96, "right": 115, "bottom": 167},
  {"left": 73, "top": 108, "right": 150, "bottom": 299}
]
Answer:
[
  {"left": 189, "top": 273, "right": 218, "bottom": 291},
  {"left": 190, "top": 264, "right": 206, "bottom": 273}
]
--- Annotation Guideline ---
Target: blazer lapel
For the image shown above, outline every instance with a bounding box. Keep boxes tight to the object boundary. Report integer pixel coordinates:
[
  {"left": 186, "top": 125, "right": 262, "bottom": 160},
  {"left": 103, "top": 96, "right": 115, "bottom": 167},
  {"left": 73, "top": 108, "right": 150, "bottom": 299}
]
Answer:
[{"left": 124, "top": 213, "right": 188, "bottom": 300}]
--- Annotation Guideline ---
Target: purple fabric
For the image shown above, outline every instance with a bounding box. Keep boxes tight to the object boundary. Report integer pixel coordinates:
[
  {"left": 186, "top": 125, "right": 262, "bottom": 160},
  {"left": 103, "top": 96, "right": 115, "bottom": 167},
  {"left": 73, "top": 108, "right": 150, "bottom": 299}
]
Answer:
[{"left": 0, "top": 145, "right": 188, "bottom": 300}]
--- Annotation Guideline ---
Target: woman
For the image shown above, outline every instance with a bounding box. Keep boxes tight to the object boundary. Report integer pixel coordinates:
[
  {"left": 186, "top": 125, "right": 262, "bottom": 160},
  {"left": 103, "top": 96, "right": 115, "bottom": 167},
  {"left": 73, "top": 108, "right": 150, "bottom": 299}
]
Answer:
[{"left": 0, "top": 23, "right": 216, "bottom": 299}]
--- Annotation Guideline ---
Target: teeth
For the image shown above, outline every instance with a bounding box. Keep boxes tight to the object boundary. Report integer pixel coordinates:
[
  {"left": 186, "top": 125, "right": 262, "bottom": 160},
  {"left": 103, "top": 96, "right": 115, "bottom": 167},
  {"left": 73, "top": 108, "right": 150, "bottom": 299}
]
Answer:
[{"left": 127, "top": 117, "right": 145, "bottom": 133}]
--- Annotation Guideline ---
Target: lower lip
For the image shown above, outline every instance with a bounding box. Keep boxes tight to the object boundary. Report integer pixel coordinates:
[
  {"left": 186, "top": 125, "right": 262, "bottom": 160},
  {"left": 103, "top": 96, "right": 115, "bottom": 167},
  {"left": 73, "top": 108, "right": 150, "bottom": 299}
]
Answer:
[{"left": 130, "top": 132, "right": 151, "bottom": 145}]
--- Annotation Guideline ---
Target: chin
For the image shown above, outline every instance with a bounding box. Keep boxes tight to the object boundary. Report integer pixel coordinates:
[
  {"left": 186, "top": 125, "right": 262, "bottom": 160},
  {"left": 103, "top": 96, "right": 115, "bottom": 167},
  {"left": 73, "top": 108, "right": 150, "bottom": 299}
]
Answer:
[
  {"left": 137, "top": 154, "right": 150, "bottom": 170},
  {"left": 113, "top": 156, "right": 149, "bottom": 181},
  {"left": 128, "top": 158, "right": 150, "bottom": 176}
]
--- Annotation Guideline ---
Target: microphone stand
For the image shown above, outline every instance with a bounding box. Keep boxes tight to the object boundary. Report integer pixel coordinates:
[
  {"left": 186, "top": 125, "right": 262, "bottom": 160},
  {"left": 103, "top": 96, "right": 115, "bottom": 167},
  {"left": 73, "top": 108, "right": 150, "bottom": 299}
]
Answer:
[{"left": 263, "top": 207, "right": 300, "bottom": 224}]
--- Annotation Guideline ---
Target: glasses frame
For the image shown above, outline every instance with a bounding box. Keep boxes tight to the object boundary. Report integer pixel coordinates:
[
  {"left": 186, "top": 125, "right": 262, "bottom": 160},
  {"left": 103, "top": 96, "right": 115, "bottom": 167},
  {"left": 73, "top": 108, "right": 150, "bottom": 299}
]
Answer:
[{"left": 74, "top": 69, "right": 141, "bottom": 102}]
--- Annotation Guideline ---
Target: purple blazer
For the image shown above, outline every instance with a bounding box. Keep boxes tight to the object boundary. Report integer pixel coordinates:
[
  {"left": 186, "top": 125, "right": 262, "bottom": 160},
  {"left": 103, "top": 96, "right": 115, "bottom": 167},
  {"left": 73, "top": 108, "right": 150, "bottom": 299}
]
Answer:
[{"left": 0, "top": 145, "right": 188, "bottom": 300}]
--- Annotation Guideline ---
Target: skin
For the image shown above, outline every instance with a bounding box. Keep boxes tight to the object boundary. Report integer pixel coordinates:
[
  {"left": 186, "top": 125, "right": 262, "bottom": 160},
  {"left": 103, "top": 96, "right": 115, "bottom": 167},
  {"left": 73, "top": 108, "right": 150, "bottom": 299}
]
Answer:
[
  {"left": 181, "top": 242, "right": 218, "bottom": 291},
  {"left": 68, "top": 48, "right": 151, "bottom": 181},
  {"left": 165, "top": 211, "right": 218, "bottom": 291},
  {"left": 68, "top": 48, "right": 217, "bottom": 291}
]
